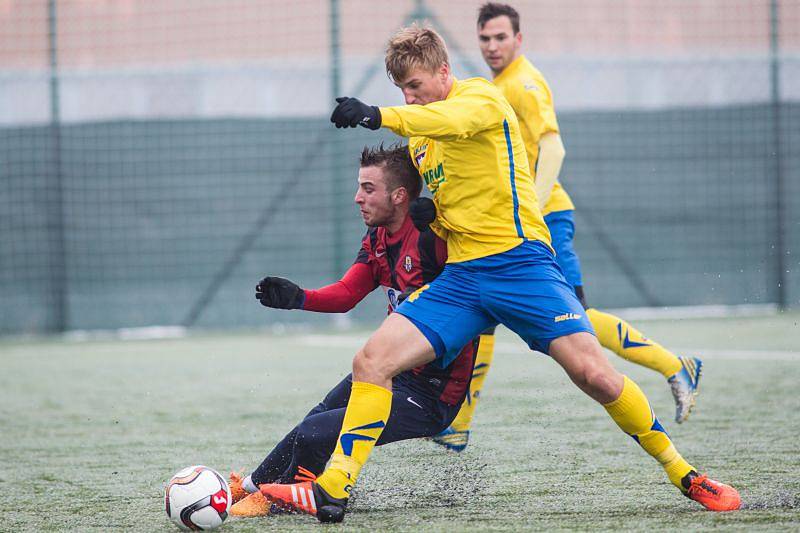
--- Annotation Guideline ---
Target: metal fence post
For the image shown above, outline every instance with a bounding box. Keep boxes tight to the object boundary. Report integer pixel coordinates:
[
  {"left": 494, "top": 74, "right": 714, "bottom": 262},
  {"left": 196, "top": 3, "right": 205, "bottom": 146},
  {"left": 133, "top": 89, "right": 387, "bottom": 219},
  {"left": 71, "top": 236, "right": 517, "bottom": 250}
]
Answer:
[
  {"left": 330, "top": 0, "right": 347, "bottom": 283},
  {"left": 770, "top": 0, "right": 786, "bottom": 309},
  {"left": 48, "top": 0, "right": 68, "bottom": 332}
]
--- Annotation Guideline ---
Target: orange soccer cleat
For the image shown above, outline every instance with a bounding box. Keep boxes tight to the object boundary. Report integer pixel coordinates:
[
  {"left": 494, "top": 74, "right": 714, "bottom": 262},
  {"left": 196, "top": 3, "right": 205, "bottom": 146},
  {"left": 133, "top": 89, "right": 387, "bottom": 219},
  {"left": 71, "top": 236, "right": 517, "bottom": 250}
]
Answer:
[
  {"left": 293, "top": 465, "right": 318, "bottom": 483},
  {"left": 228, "top": 471, "right": 248, "bottom": 504},
  {"left": 260, "top": 481, "right": 319, "bottom": 515},
  {"left": 683, "top": 472, "right": 741, "bottom": 511},
  {"left": 259, "top": 479, "right": 346, "bottom": 523},
  {"left": 230, "top": 490, "right": 271, "bottom": 517}
]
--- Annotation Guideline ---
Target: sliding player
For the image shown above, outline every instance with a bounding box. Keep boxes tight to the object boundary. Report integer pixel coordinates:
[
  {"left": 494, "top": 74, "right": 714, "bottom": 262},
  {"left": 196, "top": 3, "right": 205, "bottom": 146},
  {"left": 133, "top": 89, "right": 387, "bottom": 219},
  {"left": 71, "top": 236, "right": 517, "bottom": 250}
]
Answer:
[
  {"left": 259, "top": 25, "right": 740, "bottom": 523},
  {"left": 227, "top": 143, "right": 492, "bottom": 517}
]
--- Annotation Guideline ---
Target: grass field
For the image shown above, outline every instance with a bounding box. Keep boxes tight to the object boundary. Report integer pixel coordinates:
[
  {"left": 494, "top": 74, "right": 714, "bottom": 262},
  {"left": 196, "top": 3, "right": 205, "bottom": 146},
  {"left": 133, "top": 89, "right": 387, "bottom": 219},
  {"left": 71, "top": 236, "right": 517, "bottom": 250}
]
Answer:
[{"left": 2, "top": 312, "right": 799, "bottom": 531}]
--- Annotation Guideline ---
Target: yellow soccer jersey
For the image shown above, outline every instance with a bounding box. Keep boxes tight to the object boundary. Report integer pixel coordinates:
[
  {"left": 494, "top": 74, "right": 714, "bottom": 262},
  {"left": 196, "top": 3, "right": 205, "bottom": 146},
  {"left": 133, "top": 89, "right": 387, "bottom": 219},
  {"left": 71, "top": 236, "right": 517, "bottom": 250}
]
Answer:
[
  {"left": 380, "top": 77, "right": 551, "bottom": 263},
  {"left": 493, "top": 55, "right": 574, "bottom": 215}
]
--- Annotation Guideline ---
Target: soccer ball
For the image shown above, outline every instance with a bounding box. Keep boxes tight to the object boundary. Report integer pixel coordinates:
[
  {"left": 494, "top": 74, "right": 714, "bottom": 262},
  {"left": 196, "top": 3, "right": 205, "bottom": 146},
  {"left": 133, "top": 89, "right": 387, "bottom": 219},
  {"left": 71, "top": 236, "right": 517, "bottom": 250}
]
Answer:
[{"left": 164, "top": 465, "right": 231, "bottom": 531}]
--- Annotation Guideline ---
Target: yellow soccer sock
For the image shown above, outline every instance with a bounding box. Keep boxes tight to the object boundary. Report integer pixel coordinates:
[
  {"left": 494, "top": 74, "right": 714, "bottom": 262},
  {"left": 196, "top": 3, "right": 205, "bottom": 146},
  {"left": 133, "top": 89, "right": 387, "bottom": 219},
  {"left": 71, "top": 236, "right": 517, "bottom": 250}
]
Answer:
[
  {"left": 587, "top": 308, "right": 682, "bottom": 378},
  {"left": 450, "top": 333, "right": 495, "bottom": 432},
  {"left": 603, "top": 376, "right": 694, "bottom": 490},
  {"left": 316, "top": 381, "right": 392, "bottom": 499}
]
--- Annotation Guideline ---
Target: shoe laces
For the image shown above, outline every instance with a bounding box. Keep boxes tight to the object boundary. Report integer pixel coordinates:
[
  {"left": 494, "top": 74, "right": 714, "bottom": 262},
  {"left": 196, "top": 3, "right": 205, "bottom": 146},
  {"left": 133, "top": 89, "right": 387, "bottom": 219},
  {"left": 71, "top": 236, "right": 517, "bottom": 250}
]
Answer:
[
  {"left": 689, "top": 474, "right": 719, "bottom": 496},
  {"left": 294, "top": 465, "right": 317, "bottom": 483}
]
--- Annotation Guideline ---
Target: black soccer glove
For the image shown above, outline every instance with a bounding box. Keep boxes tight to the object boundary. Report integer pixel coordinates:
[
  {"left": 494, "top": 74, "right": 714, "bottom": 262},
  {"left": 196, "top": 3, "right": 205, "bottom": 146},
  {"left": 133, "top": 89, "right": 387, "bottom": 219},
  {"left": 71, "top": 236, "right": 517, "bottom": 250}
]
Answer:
[
  {"left": 255, "top": 276, "right": 305, "bottom": 310},
  {"left": 396, "top": 286, "right": 419, "bottom": 306},
  {"left": 330, "top": 96, "right": 381, "bottom": 130},
  {"left": 409, "top": 197, "right": 437, "bottom": 232}
]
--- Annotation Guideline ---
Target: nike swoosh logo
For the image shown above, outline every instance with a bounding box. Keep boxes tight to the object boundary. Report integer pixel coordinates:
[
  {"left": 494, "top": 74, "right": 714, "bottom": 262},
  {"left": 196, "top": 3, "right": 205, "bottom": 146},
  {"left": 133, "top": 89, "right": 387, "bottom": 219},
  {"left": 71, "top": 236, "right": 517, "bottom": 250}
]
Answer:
[
  {"left": 407, "top": 397, "right": 423, "bottom": 409},
  {"left": 375, "top": 251, "right": 386, "bottom": 258}
]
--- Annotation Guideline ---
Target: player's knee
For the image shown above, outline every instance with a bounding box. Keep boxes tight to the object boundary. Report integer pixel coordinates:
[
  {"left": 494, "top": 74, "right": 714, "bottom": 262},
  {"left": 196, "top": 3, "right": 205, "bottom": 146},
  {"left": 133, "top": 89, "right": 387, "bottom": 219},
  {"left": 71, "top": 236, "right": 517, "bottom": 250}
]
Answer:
[
  {"left": 581, "top": 364, "right": 621, "bottom": 399},
  {"left": 351, "top": 349, "right": 370, "bottom": 378},
  {"left": 554, "top": 333, "right": 622, "bottom": 401},
  {"left": 352, "top": 346, "right": 392, "bottom": 383}
]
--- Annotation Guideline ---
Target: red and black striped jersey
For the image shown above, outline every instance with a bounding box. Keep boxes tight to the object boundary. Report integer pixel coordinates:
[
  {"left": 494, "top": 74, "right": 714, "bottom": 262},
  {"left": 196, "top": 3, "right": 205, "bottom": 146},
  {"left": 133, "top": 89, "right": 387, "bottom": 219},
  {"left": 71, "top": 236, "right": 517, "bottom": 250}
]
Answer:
[
  {"left": 353, "top": 215, "right": 475, "bottom": 406},
  {"left": 301, "top": 213, "right": 475, "bottom": 405},
  {"left": 354, "top": 214, "right": 447, "bottom": 312}
]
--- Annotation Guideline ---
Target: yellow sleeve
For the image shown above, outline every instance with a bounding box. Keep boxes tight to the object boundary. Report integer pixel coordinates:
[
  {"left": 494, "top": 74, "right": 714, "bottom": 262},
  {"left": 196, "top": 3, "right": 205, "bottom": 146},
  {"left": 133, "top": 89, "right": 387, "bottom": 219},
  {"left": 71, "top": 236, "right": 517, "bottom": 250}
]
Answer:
[
  {"left": 380, "top": 90, "right": 504, "bottom": 141},
  {"left": 407, "top": 142, "right": 419, "bottom": 170},
  {"left": 407, "top": 141, "right": 448, "bottom": 240},
  {"left": 429, "top": 215, "right": 450, "bottom": 241},
  {"left": 534, "top": 132, "right": 565, "bottom": 209},
  {"left": 516, "top": 77, "right": 559, "bottom": 143},
  {"left": 429, "top": 222, "right": 449, "bottom": 241}
]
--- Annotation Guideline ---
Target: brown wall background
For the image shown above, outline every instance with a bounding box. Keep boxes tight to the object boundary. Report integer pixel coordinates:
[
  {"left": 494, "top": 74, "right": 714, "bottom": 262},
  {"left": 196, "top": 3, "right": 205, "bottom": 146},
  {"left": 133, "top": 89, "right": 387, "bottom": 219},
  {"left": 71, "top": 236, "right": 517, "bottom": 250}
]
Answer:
[{"left": 3, "top": 0, "right": 799, "bottom": 69}]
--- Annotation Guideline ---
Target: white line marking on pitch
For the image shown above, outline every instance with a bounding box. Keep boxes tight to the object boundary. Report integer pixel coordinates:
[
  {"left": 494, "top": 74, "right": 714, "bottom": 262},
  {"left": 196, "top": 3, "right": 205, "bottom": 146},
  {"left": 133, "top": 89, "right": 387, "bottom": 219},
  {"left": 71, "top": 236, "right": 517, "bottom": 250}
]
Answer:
[
  {"left": 299, "top": 335, "right": 798, "bottom": 361},
  {"left": 493, "top": 343, "right": 799, "bottom": 361}
]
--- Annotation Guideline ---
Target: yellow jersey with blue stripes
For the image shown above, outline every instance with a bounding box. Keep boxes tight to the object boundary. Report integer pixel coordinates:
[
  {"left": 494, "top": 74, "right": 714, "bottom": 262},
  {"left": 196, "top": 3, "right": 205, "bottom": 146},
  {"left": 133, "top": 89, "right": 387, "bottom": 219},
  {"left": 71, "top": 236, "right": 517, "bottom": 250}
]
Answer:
[
  {"left": 492, "top": 55, "right": 574, "bottom": 216},
  {"left": 380, "top": 77, "right": 551, "bottom": 263}
]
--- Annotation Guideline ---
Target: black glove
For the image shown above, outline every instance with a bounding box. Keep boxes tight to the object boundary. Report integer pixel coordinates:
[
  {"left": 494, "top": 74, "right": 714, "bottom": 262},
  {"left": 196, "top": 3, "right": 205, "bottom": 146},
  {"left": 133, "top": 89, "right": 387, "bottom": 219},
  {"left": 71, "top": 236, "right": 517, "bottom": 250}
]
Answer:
[
  {"left": 255, "top": 276, "right": 305, "bottom": 309},
  {"left": 409, "top": 197, "right": 436, "bottom": 232},
  {"left": 330, "top": 97, "right": 381, "bottom": 130},
  {"left": 396, "top": 286, "right": 419, "bottom": 306}
]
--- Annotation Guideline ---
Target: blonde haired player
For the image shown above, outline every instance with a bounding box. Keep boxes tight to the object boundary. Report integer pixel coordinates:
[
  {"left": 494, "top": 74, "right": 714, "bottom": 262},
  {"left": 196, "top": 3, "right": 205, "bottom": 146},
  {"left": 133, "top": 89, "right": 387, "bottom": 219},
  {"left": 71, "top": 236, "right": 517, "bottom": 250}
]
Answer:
[
  {"left": 431, "top": 1, "right": 705, "bottom": 453},
  {"left": 257, "top": 24, "right": 740, "bottom": 522}
]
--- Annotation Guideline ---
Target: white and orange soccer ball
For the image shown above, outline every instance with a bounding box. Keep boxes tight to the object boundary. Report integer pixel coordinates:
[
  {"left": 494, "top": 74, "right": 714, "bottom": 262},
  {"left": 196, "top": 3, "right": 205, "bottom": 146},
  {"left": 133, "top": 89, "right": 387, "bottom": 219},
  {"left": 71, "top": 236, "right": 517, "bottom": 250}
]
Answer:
[{"left": 164, "top": 465, "right": 231, "bottom": 531}]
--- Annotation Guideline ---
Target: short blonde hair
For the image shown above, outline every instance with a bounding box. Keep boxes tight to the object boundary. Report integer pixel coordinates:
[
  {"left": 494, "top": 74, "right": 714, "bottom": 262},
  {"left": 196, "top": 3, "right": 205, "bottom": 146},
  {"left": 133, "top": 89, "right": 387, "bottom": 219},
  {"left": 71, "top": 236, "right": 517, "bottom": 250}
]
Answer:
[{"left": 385, "top": 24, "right": 450, "bottom": 82}]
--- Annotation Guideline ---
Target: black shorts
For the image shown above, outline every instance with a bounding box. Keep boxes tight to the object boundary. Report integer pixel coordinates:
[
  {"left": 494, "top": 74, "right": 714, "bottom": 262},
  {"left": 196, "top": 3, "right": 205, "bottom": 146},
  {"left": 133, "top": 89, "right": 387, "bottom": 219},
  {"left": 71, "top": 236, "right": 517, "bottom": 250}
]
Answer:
[
  {"left": 310, "top": 373, "right": 462, "bottom": 446},
  {"left": 250, "top": 372, "right": 464, "bottom": 484}
]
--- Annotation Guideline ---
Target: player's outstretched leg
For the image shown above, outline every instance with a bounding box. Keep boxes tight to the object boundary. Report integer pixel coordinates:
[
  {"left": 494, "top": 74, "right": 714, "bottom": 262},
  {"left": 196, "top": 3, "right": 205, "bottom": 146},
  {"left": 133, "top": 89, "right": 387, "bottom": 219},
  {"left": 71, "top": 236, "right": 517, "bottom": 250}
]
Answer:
[
  {"left": 231, "top": 466, "right": 320, "bottom": 517},
  {"left": 229, "top": 434, "right": 295, "bottom": 518},
  {"left": 431, "top": 329, "right": 495, "bottom": 452},
  {"left": 228, "top": 423, "right": 305, "bottom": 517},
  {"left": 231, "top": 376, "right": 355, "bottom": 518},
  {"left": 550, "top": 332, "right": 739, "bottom": 511},
  {"left": 258, "top": 382, "right": 390, "bottom": 522},
  {"left": 260, "top": 313, "right": 436, "bottom": 523},
  {"left": 258, "top": 379, "right": 389, "bottom": 523},
  {"left": 585, "top": 308, "right": 703, "bottom": 423}
]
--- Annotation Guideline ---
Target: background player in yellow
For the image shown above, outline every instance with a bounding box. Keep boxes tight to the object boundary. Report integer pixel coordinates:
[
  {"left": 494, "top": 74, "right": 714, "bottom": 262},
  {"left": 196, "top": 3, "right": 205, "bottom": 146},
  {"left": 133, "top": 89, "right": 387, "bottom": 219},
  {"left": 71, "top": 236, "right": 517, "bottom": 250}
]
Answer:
[
  {"left": 427, "top": 3, "right": 704, "bottom": 452},
  {"left": 257, "top": 24, "right": 740, "bottom": 522}
]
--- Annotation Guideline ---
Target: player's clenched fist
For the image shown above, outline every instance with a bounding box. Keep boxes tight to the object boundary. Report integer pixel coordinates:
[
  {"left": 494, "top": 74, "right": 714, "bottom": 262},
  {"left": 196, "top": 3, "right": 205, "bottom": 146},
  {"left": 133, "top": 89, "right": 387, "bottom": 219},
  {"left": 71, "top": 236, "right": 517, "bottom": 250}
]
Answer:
[
  {"left": 330, "top": 96, "right": 381, "bottom": 129},
  {"left": 255, "top": 276, "right": 305, "bottom": 309}
]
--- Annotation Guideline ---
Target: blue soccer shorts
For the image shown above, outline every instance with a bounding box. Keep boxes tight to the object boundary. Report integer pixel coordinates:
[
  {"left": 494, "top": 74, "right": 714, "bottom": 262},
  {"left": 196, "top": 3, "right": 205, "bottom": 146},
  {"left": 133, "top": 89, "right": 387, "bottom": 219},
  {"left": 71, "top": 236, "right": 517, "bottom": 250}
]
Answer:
[
  {"left": 396, "top": 239, "right": 595, "bottom": 367},
  {"left": 543, "top": 209, "right": 584, "bottom": 289}
]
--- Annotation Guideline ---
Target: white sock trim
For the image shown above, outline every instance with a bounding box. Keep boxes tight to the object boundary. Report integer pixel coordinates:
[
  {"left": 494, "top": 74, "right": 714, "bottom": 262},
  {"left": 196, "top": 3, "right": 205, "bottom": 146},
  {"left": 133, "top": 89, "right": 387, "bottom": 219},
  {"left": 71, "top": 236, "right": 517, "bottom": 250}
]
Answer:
[{"left": 242, "top": 474, "right": 258, "bottom": 494}]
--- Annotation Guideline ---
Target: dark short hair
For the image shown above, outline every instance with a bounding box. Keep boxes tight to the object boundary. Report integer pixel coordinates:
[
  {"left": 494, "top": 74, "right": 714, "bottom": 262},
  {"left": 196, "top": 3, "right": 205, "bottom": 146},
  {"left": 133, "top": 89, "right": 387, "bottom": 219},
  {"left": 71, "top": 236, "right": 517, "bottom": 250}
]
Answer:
[
  {"left": 360, "top": 143, "right": 422, "bottom": 200},
  {"left": 477, "top": 2, "right": 520, "bottom": 34}
]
